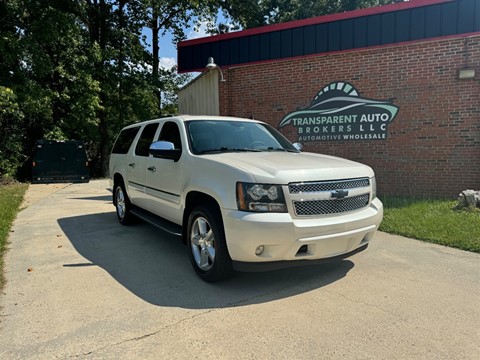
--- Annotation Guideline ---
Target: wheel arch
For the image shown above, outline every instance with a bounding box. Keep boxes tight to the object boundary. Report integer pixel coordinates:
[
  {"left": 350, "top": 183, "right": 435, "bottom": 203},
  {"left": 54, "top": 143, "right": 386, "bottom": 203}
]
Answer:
[
  {"left": 112, "top": 173, "right": 126, "bottom": 205},
  {"left": 182, "top": 191, "right": 222, "bottom": 244}
]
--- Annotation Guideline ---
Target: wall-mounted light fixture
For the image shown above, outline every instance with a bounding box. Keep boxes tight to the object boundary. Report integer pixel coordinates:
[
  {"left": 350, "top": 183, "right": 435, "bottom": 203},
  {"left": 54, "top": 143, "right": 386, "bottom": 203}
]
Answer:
[
  {"left": 458, "top": 68, "right": 476, "bottom": 80},
  {"left": 205, "top": 57, "right": 225, "bottom": 82}
]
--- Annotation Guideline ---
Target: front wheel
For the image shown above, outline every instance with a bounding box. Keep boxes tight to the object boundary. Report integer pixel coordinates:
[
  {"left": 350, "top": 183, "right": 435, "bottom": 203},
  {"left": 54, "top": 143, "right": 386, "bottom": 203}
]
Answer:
[{"left": 187, "top": 206, "right": 233, "bottom": 282}]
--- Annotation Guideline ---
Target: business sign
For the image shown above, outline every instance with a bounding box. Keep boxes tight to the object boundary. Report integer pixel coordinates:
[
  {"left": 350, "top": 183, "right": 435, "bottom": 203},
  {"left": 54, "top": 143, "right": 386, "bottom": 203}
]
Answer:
[{"left": 278, "top": 81, "right": 399, "bottom": 142}]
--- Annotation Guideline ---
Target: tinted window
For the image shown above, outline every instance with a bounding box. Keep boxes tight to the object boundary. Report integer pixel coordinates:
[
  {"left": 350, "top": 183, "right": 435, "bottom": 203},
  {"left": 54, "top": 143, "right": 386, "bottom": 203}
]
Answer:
[
  {"left": 158, "top": 122, "right": 182, "bottom": 150},
  {"left": 135, "top": 123, "right": 159, "bottom": 157},
  {"left": 112, "top": 126, "right": 140, "bottom": 154}
]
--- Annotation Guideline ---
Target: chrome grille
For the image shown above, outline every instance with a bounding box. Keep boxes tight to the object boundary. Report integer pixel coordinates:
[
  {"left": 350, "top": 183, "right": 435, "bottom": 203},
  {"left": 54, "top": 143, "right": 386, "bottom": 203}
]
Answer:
[
  {"left": 288, "top": 178, "right": 370, "bottom": 194},
  {"left": 294, "top": 194, "right": 370, "bottom": 216}
]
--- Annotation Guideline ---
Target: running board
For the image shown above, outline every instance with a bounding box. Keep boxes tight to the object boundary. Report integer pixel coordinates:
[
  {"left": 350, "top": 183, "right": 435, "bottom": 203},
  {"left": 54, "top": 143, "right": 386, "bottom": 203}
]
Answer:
[{"left": 130, "top": 207, "right": 182, "bottom": 237}]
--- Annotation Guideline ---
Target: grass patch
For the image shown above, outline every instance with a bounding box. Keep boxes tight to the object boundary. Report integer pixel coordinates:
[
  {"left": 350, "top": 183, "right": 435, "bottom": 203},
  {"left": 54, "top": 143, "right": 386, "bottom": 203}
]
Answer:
[
  {"left": 0, "top": 183, "right": 28, "bottom": 288},
  {"left": 380, "top": 196, "right": 480, "bottom": 253}
]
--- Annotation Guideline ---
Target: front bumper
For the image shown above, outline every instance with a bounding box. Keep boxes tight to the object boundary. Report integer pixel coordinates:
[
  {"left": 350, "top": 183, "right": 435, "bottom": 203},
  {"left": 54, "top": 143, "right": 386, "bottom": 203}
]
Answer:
[
  {"left": 232, "top": 243, "right": 369, "bottom": 272},
  {"left": 222, "top": 197, "right": 383, "bottom": 267}
]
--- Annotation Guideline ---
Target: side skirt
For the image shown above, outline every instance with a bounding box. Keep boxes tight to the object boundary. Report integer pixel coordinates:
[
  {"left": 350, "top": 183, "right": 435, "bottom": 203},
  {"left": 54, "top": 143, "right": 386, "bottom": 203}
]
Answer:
[{"left": 130, "top": 206, "right": 183, "bottom": 237}]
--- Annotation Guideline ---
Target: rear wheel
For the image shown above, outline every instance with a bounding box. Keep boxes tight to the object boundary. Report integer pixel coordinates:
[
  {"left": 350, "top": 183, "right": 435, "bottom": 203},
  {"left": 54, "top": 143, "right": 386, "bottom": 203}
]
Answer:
[
  {"left": 114, "top": 183, "right": 134, "bottom": 225},
  {"left": 187, "top": 206, "right": 233, "bottom": 282}
]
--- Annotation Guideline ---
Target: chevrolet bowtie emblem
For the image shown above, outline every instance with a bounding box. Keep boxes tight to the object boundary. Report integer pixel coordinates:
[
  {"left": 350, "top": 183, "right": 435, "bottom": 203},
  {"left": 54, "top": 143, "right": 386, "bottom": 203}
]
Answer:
[{"left": 331, "top": 189, "right": 349, "bottom": 199}]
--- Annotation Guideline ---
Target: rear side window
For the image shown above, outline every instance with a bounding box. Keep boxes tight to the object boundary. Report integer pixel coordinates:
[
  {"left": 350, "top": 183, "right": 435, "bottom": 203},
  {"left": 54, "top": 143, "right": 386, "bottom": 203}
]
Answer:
[
  {"left": 135, "top": 123, "right": 159, "bottom": 156},
  {"left": 112, "top": 126, "right": 141, "bottom": 154}
]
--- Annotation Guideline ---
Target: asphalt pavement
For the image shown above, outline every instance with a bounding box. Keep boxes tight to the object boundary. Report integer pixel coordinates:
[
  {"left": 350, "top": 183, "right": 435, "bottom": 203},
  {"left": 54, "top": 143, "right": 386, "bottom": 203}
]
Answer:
[{"left": 1, "top": 180, "right": 479, "bottom": 359}]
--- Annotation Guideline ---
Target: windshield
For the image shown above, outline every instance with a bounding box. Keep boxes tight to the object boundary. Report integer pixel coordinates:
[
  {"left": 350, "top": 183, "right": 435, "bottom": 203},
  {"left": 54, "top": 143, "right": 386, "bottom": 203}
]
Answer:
[{"left": 186, "top": 120, "right": 298, "bottom": 155}]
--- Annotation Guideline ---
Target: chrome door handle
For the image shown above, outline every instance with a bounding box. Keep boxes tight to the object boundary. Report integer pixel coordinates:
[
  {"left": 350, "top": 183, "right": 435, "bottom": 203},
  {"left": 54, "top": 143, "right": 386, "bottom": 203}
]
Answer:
[
  {"left": 128, "top": 163, "right": 135, "bottom": 168},
  {"left": 147, "top": 166, "right": 156, "bottom": 172}
]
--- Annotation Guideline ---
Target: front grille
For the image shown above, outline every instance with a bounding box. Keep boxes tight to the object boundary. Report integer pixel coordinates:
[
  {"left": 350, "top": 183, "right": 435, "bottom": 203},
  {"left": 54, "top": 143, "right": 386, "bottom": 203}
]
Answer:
[
  {"left": 294, "top": 194, "right": 370, "bottom": 216},
  {"left": 288, "top": 178, "right": 370, "bottom": 194}
]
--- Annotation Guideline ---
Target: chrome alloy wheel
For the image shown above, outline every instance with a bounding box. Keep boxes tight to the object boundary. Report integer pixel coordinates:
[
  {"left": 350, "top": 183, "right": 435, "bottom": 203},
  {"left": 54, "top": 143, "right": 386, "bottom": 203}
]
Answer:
[
  {"left": 116, "top": 186, "right": 126, "bottom": 220},
  {"left": 190, "top": 216, "right": 215, "bottom": 271}
]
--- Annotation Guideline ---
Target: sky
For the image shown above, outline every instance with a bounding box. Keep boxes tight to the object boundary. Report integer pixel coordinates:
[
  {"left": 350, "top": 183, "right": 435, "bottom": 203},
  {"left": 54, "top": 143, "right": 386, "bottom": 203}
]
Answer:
[{"left": 143, "top": 15, "right": 227, "bottom": 71}]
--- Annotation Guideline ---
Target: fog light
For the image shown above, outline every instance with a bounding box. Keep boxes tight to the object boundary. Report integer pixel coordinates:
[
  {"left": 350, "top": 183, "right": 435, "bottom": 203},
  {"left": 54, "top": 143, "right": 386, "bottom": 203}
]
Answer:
[
  {"left": 297, "top": 245, "right": 308, "bottom": 255},
  {"left": 255, "top": 245, "right": 265, "bottom": 256}
]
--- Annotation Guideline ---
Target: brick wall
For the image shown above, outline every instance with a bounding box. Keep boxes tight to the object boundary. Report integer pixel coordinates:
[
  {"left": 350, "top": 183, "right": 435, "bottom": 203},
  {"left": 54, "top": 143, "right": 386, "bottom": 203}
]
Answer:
[{"left": 219, "top": 35, "right": 480, "bottom": 198}]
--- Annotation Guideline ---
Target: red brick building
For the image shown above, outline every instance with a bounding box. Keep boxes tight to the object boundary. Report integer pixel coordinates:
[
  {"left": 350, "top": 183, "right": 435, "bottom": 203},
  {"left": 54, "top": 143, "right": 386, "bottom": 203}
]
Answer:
[{"left": 178, "top": 0, "right": 479, "bottom": 197}]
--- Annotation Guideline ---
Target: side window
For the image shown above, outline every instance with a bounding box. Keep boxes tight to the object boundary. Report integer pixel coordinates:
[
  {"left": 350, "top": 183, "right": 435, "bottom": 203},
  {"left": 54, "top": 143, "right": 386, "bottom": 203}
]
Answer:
[
  {"left": 112, "top": 126, "right": 141, "bottom": 154},
  {"left": 135, "top": 123, "right": 159, "bottom": 157},
  {"left": 158, "top": 122, "right": 182, "bottom": 150}
]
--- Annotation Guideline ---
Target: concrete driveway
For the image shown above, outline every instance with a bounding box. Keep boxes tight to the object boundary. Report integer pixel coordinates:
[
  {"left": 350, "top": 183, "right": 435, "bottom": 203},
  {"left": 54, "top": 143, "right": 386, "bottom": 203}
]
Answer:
[{"left": 1, "top": 180, "right": 479, "bottom": 359}]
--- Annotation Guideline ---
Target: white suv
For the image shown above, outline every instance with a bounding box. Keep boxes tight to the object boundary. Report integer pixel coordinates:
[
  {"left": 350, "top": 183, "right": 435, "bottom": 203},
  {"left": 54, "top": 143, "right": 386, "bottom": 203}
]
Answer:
[{"left": 109, "top": 115, "right": 383, "bottom": 281}]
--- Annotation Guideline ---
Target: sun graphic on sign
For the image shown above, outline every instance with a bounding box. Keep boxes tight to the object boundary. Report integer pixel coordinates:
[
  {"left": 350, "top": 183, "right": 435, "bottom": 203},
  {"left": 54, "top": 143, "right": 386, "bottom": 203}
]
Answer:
[{"left": 312, "top": 82, "right": 359, "bottom": 105}]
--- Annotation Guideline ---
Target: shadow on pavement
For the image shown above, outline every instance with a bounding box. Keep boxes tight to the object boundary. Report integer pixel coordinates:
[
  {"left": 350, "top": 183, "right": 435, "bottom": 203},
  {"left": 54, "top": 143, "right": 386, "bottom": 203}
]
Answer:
[{"left": 58, "top": 212, "right": 355, "bottom": 309}]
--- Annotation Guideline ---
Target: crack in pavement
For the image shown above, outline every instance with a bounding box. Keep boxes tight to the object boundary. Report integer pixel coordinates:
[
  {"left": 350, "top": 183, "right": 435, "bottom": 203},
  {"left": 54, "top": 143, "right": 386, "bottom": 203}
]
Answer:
[
  {"left": 69, "top": 308, "right": 219, "bottom": 358},
  {"left": 70, "top": 286, "right": 297, "bottom": 358},
  {"left": 324, "top": 289, "right": 411, "bottom": 323},
  {"left": 21, "top": 184, "right": 72, "bottom": 210}
]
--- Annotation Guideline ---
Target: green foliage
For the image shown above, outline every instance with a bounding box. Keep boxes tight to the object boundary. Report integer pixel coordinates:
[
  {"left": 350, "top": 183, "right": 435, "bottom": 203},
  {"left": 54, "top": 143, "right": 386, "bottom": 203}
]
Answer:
[
  {"left": 0, "top": 0, "right": 162, "bottom": 177},
  {"left": 0, "top": 182, "right": 28, "bottom": 288},
  {"left": 0, "top": 87, "right": 25, "bottom": 177},
  {"left": 380, "top": 197, "right": 480, "bottom": 253}
]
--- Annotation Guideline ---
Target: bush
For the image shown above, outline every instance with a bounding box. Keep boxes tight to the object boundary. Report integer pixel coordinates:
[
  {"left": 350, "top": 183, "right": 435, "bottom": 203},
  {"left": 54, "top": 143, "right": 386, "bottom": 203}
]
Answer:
[{"left": 0, "top": 86, "right": 25, "bottom": 178}]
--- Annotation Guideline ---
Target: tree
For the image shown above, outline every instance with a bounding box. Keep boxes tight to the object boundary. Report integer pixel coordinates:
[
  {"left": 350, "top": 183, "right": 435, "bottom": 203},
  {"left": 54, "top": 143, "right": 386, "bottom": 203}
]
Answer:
[
  {"left": 1, "top": 0, "right": 163, "bottom": 176},
  {"left": 0, "top": 0, "right": 228, "bottom": 178},
  {"left": 144, "top": 0, "right": 220, "bottom": 108},
  {"left": 0, "top": 0, "right": 103, "bottom": 179},
  {"left": 0, "top": 87, "right": 25, "bottom": 178}
]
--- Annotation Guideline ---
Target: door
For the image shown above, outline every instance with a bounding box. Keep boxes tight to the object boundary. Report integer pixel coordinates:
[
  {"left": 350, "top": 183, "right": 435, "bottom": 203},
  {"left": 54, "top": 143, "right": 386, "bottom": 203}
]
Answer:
[
  {"left": 127, "top": 122, "right": 159, "bottom": 207},
  {"left": 61, "top": 142, "right": 79, "bottom": 176},
  {"left": 144, "top": 121, "right": 184, "bottom": 224}
]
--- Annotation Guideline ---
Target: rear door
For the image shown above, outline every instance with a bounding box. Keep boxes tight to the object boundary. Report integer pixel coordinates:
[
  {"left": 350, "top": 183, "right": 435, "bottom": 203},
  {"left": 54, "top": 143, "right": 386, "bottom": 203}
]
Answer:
[
  {"left": 127, "top": 122, "right": 159, "bottom": 208},
  {"left": 44, "top": 142, "right": 62, "bottom": 176},
  {"left": 61, "top": 142, "right": 78, "bottom": 176}
]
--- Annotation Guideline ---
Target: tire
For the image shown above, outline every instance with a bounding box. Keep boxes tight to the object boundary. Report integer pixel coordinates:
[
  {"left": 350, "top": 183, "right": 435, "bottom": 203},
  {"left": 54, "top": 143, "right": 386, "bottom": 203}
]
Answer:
[
  {"left": 114, "top": 182, "right": 134, "bottom": 225},
  {"left": 187, "top": 205, "right": 233, "bottom": 282}
]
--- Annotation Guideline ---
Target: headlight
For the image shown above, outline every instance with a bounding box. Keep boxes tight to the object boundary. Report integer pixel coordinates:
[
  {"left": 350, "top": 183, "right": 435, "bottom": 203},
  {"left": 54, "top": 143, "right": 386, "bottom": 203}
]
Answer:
[
  {"left": 371, "top": 176, "right": 377, "bottom": 200},
  {"left": 236, "top": 182, "right": 287, "bottom": 212}
]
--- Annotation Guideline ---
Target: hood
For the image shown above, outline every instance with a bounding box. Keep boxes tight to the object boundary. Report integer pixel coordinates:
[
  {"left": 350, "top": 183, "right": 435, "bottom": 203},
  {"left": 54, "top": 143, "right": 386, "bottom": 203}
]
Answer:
[{"left": 203, "top": 151, "right": 374, "bottom": 184}]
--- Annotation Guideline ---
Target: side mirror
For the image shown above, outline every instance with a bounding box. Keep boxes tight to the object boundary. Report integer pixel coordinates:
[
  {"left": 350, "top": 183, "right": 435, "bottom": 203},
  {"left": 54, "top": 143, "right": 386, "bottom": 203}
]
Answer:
[
  {"left": 149, "top": 141, "right": 181, "bottom": 162},
  {"left": 293, "top": 142, "right": 303, "bottom": 152}
]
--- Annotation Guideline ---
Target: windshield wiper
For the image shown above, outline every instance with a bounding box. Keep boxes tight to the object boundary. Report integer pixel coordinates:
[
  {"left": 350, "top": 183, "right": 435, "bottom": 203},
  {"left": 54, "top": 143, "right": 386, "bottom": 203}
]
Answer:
[
  {"left": 198, "top": 147, "right": 262, "bottom": 154},
  {"left": 266, "top": 147, "right": 298, "bottom": 153}
]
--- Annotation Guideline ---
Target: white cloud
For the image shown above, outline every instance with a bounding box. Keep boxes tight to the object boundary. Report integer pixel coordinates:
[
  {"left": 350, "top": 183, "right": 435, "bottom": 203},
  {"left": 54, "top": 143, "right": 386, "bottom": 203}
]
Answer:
[
  {"left": 159, "top": 57, "right": 177, "bottom": 70},
  {"left": 187, "top": 20, "right": 212, "bottom": 40}
]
